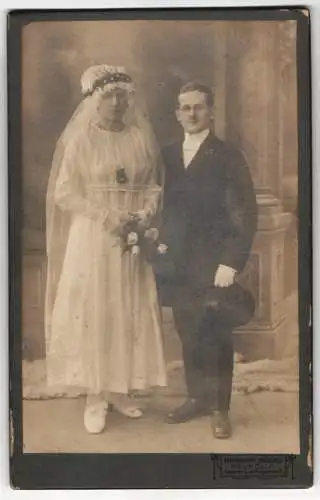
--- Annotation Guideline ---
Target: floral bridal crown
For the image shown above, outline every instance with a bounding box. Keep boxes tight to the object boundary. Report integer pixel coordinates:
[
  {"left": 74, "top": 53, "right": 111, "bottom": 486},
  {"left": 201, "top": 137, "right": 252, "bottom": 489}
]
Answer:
[{"left": 80, "top": 64, "right": 135, "bottom": 96}]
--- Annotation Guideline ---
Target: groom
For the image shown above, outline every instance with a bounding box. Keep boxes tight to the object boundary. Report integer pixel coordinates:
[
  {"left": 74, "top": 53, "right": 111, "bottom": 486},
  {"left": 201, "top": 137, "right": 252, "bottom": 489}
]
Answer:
[{"left": 159, "top": 82, "right": 257, "bottom": 438}]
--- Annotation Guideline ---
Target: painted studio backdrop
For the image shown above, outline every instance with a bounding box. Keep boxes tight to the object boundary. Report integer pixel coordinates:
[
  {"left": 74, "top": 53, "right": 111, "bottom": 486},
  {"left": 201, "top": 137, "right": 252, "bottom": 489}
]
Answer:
[{"left": 22, "top": 20, "right": 298, "bottom": 362}]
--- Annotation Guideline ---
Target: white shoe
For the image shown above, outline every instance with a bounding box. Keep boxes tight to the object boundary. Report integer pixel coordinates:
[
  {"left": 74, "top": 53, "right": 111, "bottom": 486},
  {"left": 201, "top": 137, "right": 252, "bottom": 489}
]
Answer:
[
  {"left": 84, "top": 401, "right": 108, "bottom": 434},
  {"left": 110, "top": 403, "right": 143, "bottom": 419}
]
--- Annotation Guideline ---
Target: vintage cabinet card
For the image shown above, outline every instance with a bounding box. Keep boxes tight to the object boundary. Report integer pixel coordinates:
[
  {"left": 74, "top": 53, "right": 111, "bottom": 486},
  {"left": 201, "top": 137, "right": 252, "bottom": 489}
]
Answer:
[{"left": 8, "top": 7, "right": 312, "bottom": 489}]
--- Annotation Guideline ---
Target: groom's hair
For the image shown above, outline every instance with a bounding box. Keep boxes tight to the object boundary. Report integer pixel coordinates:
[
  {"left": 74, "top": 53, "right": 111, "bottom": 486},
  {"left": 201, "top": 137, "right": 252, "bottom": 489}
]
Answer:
[{"left": 177, "top": 82, "right": 214, "bottom": 108}]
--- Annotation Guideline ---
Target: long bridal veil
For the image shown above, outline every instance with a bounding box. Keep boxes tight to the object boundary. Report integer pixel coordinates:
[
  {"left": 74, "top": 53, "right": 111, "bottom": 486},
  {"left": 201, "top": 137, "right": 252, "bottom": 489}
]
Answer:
[{"left": 45, "top": 75, "right": 164, "bottom": 350}]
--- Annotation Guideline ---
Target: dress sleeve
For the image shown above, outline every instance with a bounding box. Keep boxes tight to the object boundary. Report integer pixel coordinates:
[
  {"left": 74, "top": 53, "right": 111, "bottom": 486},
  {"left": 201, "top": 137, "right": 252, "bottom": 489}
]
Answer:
[
  {"left": 129, "top": 126, "right": 163, "bottom": 220},
  {"left": 53, "top": 136, "right": 107, "bottom": 222},
  {"left": 143, "top": 167, "right": 163, "bottom": 219},
  {"left": 142, "top": 139, "right": 165, "bottom": 220},
  {"left": 53, "top": 136, "right": 127, "bottom": 232}
]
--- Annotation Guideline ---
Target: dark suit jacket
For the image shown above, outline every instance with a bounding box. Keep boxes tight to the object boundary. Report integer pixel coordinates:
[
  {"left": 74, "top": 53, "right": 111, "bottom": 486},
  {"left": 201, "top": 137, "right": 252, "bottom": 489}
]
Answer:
[{"left": 158, "top": 132, "right": 257, "bottom": 290}]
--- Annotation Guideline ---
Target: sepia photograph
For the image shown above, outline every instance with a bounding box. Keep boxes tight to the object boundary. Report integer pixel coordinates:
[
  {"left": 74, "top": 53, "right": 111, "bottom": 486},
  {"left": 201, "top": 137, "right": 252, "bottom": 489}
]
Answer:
[{"left": 16, "top": 13, "right": 304, "bottom": 459}]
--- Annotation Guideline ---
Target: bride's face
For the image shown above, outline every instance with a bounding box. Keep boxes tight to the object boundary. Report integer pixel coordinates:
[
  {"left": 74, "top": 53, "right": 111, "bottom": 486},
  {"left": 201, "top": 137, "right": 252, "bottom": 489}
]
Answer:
[{"left": 97, "top": 88, "right": 129, "bottom": 126}]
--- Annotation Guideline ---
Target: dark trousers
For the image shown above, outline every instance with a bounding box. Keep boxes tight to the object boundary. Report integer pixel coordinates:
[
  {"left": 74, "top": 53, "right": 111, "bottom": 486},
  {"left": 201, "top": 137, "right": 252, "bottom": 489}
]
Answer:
[{"left": 172, "top": 301, "right": 234, "bottom": 411}]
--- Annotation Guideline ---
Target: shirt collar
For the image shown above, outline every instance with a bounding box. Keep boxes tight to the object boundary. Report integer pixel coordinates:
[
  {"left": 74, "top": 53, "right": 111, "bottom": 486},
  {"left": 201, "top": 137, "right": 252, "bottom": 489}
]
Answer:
[{"left": 184, "top": 128, "right": 210, "bottom": 145}]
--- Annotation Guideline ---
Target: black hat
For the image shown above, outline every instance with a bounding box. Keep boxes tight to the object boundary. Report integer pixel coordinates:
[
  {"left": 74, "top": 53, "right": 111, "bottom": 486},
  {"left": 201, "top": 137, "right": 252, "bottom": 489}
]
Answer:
[
  {"left": 203, "top": 281, "right": 255, "bottom": 328},
  {"left": 156, "top": 278, "right": 255, "bottom": 329},
  {"left": 152, "top": 243, "right": 255, "bottom": 328}
]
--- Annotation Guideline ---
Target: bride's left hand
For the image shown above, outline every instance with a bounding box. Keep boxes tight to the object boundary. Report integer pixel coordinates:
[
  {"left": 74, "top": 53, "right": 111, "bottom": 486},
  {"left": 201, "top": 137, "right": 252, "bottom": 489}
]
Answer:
[
  {"left": 129, "top": 210, "right": 148, "bottom": 224},
  {"left": 129, "top": 210, "right": 143, "bottom": 219}
]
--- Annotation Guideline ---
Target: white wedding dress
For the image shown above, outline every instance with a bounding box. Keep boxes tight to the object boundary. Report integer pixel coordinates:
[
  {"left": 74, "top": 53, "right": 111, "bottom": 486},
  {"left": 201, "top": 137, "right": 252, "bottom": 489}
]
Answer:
[{"left": 45, "top": 123, "right": 167, "bottom": 395}]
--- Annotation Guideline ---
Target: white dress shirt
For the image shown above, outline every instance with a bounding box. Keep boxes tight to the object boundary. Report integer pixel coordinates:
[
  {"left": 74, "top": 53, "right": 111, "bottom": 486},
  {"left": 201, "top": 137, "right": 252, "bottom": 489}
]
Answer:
[{"left": 183, "top": 128, "right": 210, "bottom": 168}]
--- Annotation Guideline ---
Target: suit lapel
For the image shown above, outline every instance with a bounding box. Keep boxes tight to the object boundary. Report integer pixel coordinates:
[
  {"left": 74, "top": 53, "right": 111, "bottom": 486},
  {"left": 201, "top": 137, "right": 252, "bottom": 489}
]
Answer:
[{"left": 171, "top": 139, "right": 185, "bottom": 174}]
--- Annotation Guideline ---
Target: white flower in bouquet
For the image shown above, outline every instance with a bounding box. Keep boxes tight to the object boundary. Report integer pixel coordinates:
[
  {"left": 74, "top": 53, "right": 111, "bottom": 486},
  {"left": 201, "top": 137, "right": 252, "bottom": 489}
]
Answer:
[
  {"left": 157, "top": 243, "right": 168, "bottom": 255},
  {"left": 131, "top": 245, "right": 140, "bottom": 256},
  {"left": 144, "top": 228, "right": 160, "bottom": 240},
  {"left": 127, "top": 231, "right": 138, "bottom": 245}
]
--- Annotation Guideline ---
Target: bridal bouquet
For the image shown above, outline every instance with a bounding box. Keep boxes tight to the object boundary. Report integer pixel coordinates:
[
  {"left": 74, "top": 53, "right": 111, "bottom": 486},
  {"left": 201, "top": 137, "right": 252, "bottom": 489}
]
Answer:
[
  {"left": 117, "top": 217, "right": 168, "bottom": 258},
  {"left": 115, "top": 166, "right": 168, "bottom": 258}
]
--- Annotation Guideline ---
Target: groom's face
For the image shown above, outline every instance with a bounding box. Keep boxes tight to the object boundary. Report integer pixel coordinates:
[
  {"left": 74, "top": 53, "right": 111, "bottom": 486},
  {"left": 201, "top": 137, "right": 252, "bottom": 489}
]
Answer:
[{"left": 176, "top": 90, "right": 212, "bottom": 134}]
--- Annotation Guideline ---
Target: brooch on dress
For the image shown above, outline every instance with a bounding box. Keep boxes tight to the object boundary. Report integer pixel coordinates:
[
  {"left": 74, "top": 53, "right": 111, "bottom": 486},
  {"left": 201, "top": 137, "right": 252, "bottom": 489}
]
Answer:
[{"left": 116, "top": 166, "right": 128, "bottom": 184}]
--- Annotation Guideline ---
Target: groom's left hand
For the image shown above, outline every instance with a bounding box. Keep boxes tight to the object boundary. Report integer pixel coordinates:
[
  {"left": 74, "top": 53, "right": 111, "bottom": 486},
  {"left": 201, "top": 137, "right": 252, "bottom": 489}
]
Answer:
[{"left": 214, "top": 264, "right": 236, "bottom": 288}]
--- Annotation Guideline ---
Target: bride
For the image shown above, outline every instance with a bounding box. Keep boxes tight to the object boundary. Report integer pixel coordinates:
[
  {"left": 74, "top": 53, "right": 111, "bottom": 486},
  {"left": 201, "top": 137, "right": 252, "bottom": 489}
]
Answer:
[{"left": 45, "top": 64, "right": 167, "bottom": 434}]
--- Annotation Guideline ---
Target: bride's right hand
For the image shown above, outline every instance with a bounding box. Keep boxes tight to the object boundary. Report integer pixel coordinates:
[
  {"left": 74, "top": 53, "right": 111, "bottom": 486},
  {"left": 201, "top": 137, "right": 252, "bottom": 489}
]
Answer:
[{"left": 104, "top": 209, "right": 131, "bottom": 232}]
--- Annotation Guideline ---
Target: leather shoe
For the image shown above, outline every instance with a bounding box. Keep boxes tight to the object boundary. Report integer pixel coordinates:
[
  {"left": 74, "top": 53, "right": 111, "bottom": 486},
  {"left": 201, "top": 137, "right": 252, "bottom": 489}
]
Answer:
[
  {"left": 164, "top": 398, "right": 209, "bottom": 424},
  {"left": 210, "top": 410, "right": 232, "bottom": 439}
]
